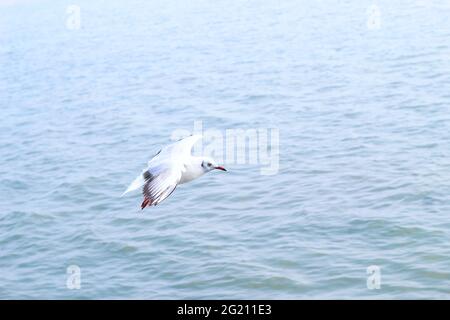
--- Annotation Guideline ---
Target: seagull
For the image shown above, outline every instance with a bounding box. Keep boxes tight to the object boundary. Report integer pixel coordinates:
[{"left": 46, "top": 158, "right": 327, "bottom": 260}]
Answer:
[{"left": 122, "top": 135, "right": 227, "bottom": 209}]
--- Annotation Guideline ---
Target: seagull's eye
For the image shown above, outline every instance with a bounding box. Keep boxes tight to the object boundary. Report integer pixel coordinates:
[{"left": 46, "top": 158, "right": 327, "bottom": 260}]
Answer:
[{"left": 208, "top": 163, "right": 212, "bottom": 167}]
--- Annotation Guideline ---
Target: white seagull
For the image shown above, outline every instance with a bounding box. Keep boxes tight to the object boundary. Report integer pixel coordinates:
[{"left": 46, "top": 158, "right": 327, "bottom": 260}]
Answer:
[{"left": 122, "top": 135, "right": 226, "bottom": 209}]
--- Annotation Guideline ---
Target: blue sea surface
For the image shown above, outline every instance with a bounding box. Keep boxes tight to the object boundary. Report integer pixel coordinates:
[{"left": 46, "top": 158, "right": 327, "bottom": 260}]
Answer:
[{"left": 0, "top": 0, "right": 449, "bottom": 299}]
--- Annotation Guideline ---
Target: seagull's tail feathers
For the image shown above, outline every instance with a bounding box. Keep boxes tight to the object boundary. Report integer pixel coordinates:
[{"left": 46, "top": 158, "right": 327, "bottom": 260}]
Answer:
[{"left": 121, "top": 173, "right": 145, "bottom": 197}]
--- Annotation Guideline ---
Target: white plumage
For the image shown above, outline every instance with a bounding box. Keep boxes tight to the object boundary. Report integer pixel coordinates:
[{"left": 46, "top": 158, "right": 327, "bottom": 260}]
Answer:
[{"left": 122, "top": 135, "right": 226, "bottom": 209}]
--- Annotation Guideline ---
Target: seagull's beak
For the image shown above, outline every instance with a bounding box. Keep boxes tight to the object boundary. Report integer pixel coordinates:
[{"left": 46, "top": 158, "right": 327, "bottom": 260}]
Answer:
[{"left": 215, "top": 166, "right": 227, "bottom": 171}]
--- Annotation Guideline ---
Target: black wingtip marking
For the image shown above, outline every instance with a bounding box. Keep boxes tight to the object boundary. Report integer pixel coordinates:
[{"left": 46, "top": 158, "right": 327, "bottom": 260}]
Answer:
[{"left": 143, "top": 170, "right": 153, "bottom": 182}]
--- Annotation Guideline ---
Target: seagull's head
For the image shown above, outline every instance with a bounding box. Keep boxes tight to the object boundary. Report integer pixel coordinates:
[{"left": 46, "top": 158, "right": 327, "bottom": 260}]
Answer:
[{"left": 201, "top": 157, "right": 227, "bottom": 173}]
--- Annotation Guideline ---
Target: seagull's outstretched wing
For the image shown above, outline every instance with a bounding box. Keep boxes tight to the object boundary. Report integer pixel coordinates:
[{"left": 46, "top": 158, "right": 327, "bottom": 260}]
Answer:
[
  {"left": 149, "top": 134, "right": 201, "bottom": 166},
  {"left": 140, "top": 164, "right": 181, "bottom": 208}
]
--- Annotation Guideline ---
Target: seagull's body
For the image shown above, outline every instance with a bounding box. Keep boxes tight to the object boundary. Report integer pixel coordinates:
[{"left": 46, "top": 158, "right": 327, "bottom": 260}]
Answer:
[{"left": 122, "top": 135, "right": 226, "bottom": 209}]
